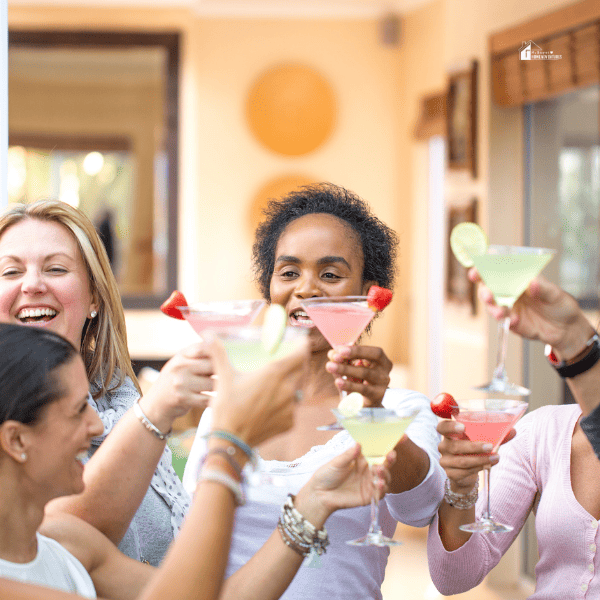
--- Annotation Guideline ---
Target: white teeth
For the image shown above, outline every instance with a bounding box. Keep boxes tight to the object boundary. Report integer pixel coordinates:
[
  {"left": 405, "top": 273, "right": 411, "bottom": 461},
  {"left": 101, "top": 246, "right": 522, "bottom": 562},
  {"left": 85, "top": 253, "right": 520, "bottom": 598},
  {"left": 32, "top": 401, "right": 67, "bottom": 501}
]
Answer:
[
  {"left": 17, "top": 307, "right": 57, "bottom": 319},
  {"left": 76, "top": 451, "right": 88, "bottom": 462}
]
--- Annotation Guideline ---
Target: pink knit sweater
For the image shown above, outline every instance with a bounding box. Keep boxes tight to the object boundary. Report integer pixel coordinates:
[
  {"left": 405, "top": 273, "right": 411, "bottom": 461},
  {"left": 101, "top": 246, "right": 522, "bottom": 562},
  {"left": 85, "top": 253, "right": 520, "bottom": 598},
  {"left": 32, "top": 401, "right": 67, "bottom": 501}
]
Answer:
[{"left": 428, "top": 403, "right": 600, "bottom": 599}]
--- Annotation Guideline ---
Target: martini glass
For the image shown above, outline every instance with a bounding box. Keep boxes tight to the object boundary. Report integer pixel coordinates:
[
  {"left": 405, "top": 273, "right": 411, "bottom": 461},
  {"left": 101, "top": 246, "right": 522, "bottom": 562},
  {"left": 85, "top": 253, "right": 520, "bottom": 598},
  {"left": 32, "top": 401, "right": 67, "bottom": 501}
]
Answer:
[
  {"left": 472, "top": 245, "right": 555, "bottom": 395},
  {"left": 331, "top": 406, "right": 418, "bottom": 546},
  {"left": 300, "top": 296, "right": 375, "bottom": 431},
  {"left": 182, "top": 323, "right": 308, "bottom": 489},
  {"left": 219, "top": 324, "right": 309, "bottom": 485},
  {"left": 453, "top": 398, "right": 528, "bottom": 533},
  {"left": 178, "top": 300, "right": 265, "bottom": 337}
]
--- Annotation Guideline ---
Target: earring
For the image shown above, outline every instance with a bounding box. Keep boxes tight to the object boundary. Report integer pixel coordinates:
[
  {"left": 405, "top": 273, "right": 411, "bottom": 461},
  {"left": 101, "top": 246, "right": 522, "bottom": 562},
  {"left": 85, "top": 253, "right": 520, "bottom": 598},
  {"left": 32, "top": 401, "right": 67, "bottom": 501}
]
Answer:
[
  {"left": 20, "top": 452, "right": 27, "bottom": 461},
  {"left": 90, "top": 310, "right": 98, "bottom": 319}
]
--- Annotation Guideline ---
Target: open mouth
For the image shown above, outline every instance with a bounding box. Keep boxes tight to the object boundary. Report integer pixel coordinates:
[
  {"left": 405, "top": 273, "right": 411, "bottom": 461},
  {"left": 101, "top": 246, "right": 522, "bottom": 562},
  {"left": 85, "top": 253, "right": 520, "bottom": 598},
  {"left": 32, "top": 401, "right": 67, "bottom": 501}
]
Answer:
[
  {"left": 16, "top": 307, "right": 57, "bottom": 324},
  {"left": 290, "top": 309, "right": 314, "bottom": 327}
]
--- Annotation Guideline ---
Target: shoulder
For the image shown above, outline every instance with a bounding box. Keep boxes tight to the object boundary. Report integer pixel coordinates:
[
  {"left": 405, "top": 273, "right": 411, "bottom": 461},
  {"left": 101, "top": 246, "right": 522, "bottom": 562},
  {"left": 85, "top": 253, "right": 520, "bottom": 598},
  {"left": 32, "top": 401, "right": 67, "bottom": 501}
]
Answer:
[
  {"left": 39, "top": 513, "right": 116, "bottom": 574},
  {"left": 519, "top": 403, "right": 580, "bottom": 437}
]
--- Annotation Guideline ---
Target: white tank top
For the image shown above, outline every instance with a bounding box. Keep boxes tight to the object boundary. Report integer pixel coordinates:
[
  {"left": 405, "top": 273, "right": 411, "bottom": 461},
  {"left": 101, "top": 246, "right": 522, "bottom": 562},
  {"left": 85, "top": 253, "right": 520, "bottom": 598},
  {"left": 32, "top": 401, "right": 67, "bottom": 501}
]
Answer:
[{"left": 0, "top": 533, "right": 96, "bottom": 598}]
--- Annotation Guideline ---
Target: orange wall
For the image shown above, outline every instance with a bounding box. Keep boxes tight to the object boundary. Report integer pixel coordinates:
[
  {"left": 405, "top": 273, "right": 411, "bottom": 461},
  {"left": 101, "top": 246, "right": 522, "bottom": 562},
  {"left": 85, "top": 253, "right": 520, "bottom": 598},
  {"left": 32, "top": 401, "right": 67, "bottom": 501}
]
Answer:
[{"left": 9, "top": 6, "right": 408, "bottom": 362}]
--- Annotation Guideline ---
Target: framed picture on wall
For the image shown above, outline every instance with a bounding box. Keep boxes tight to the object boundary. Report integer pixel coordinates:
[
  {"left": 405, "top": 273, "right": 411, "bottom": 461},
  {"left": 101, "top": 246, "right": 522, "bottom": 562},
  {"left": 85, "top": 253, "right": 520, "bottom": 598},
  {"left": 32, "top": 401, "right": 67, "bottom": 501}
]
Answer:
[
  {"left": 447, "top": 198, "right": 478, "bottom": 314},
  {"left": 446, "top": 60, "right": 477, "bottom": 177}
]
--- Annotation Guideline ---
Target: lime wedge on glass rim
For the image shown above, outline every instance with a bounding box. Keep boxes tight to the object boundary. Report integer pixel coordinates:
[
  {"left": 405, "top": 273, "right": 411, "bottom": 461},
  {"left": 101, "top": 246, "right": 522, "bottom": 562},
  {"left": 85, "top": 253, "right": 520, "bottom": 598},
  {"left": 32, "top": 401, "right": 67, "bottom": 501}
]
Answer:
[
  {"left": 261, "top": 303, "right": 288, "bottom": 354},
  {"left": 450, "top": 222, "right": 488, "bottom": 268},
  {"left": 337, "top": 392, "right": 364, "bottom": 417}
]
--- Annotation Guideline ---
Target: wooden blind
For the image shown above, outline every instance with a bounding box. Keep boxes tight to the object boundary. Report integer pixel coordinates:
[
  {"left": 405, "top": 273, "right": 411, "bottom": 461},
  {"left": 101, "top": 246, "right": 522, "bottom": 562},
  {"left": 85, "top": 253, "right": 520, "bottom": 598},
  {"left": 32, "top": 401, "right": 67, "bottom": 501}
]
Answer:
[{"left": 490, "top": 0, "right": 600, "bottom": 107}]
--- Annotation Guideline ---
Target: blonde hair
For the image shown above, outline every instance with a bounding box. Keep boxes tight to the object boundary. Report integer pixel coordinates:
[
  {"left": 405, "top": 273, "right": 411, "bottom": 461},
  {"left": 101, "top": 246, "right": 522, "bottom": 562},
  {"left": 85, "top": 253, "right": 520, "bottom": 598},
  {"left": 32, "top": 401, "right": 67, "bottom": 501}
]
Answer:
[{"left": 0, "top": 200, "right": 140, "bottom": 399}]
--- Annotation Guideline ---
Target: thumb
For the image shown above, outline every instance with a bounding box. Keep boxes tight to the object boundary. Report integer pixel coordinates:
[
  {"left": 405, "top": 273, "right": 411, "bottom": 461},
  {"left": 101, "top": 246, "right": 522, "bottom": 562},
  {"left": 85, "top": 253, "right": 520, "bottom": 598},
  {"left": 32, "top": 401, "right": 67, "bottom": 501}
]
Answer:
[{"left": 329, "top": 443, "right": 361, "bottom": 470}]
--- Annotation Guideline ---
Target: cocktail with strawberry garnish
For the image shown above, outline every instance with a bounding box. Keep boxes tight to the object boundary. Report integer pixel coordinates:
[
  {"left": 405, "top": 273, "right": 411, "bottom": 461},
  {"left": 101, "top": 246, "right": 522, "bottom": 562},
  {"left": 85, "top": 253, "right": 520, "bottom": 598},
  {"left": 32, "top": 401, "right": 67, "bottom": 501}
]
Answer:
[
  {"left": 300, "top": 286, "right": 393, "bottom": 430},
  {"left": 432, "top": 393, "right": 528, "bottom": 533},
  {"left": 160, "top": 291, "right": 265, "bottom": 336}
]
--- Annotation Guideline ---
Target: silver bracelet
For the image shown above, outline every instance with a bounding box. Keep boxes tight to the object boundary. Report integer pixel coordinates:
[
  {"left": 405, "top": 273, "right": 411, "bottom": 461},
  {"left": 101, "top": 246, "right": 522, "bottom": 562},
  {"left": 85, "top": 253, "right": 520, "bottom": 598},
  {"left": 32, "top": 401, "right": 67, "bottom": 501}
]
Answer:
[
  {"left": 133, "top": 399, "right": 171, "bottom": 441},
  {"left": 277, "top": 494, "right": 329, "bottom": 558},
  {"left": 198, "top": 468, "right": 246, "bottom": 506},
  {"left": 444, "top": 478, "right": 479, "bottom": 510}
]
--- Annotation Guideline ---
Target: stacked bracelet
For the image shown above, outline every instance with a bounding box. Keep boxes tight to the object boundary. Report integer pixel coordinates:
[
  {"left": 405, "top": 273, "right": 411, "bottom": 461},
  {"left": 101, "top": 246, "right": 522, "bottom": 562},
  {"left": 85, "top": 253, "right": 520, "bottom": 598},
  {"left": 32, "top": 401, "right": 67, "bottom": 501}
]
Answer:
[
  {"left": 444, "top": 478, "right": 479, "bottom": 510},
  {"left": 277, "top": 494, "right": 329, "bottom": 560},
  {"left": 202, "top": 447, "right": 244, "bottom": 479},
  {"left": 198, "top": 468, "right": 246, "bottom": 506},
  {"left": 133, "top": 399, "right": 171, "bottom": 441},
  {"left": 203, "top": 430, "right": 257, "bottom": 469}
]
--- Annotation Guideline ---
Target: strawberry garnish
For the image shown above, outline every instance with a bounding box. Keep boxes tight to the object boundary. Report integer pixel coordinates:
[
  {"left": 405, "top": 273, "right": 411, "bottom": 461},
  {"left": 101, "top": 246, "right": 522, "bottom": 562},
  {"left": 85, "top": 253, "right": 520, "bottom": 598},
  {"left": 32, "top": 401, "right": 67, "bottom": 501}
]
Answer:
[
  {"left": 367, "top": 285, "right": 393, "bottom": 312},
  {"left": 430, "top": 393, "right": 459, "bottom": 419},
  {"left": 160, "top": 290, "right": 188, "bottom": 320}
]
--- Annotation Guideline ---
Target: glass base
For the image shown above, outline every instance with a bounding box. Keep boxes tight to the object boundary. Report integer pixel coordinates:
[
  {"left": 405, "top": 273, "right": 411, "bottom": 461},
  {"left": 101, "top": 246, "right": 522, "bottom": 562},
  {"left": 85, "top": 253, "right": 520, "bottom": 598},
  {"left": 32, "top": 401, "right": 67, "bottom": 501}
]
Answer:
[
  {"left": 346, "top": 532, "right": 402, "bottom": 547},
  {"left": 474, "top": 378, "right": 530, "bottom": 396},
  {"left": 459, "top": 519, "right": 514, "bottom": 533},
  {"left": 316, "top": 422, "right": 343, "bottom": 431}
]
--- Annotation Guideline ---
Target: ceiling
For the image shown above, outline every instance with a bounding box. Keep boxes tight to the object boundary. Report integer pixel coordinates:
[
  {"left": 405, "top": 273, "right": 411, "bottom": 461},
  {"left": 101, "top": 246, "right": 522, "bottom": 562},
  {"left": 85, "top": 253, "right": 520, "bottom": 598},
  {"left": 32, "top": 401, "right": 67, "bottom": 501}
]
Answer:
[{"left": 9, "top": 0, "right": 433, "bottom": 18}]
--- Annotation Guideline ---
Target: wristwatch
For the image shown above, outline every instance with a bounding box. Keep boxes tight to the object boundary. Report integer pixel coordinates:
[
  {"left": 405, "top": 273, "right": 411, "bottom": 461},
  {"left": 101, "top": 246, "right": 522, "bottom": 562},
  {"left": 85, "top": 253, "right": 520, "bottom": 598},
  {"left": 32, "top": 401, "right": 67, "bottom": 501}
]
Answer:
[{"left": 545, "top": 333, "right": 600, "bottom": 379}]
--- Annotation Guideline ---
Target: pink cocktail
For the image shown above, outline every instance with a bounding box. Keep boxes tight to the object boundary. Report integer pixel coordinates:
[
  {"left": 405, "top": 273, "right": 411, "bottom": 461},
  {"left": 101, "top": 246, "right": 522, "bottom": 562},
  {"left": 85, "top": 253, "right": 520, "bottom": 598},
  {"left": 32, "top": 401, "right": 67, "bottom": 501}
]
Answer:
[
  {"left": 454, "top": 399, "right": 528, "bottom": 533},
  {"left": 300, "top": 296, "right": 376, "bottom": 432},
  {"left": 455, "top": 412, "right": 516, "bottom": 451},
  {"left": 302, "top": 302, "right": 375, "bottom": 347},
  {"left": 178, "top": 300, "right": 265, "bottom": 337}
]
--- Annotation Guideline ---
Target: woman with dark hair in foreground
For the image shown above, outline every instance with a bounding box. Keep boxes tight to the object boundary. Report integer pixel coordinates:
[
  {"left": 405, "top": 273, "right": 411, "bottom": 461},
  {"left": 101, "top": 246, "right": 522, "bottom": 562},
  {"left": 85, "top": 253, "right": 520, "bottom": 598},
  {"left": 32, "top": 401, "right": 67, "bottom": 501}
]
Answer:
[{"left": 0, "top": 323, "right": 392, "bottom": 600}]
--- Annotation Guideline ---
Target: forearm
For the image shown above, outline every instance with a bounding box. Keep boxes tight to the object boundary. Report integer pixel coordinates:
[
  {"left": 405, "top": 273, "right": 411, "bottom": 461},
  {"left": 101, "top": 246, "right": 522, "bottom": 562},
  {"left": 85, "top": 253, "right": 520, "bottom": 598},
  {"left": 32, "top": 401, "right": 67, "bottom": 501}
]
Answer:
[
  {"left": 566, "top": 359, "right": 600, "bottom": 416},
  {"left": 388, "top": 435, "right": 430, "bottom": 493},
  {"left": 140, "top": 480, "right": 236, "bottom": 600},
  {"left": 220, "top": 484, "right": 328, "bottom": 600},
  {"left": 436, "top": 498, "right": 474, "bottom": 551},
  {"left": 46, "top": 409, "right": 166, "bottom": 544}
]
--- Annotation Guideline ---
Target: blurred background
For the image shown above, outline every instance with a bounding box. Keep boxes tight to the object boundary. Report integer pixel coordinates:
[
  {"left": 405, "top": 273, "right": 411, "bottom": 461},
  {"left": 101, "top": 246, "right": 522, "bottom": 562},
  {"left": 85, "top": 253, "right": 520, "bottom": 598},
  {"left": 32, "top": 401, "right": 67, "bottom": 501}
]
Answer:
[{"left": 5, "top": 0, "right": 600, "bottom": 597}]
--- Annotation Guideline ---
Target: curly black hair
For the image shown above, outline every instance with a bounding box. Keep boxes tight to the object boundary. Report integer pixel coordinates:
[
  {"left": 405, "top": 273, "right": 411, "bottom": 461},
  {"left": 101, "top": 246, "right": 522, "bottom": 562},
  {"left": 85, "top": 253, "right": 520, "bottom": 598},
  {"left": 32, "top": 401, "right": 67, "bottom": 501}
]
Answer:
[{"left": 252, "top": 183, "right": 398, "bottom": 300}]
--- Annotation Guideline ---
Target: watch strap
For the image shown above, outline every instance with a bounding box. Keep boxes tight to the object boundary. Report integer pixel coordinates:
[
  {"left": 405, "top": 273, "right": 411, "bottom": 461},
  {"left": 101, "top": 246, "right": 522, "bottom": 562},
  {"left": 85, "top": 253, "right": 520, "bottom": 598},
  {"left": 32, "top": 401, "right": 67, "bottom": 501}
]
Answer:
[{"left": 545, "top": 333, "right": 600, "bottom": 379}]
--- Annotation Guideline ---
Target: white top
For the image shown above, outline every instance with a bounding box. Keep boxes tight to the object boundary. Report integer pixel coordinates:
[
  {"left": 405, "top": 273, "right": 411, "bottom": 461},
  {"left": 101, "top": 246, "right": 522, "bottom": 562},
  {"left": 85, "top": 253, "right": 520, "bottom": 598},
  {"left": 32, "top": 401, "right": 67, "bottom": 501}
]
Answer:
[
  {"left": 184, "top": 388, "right": 444, "bottom": 600},
  {"left": 0, "top": 533, "right": 96, "bottom": 599}
]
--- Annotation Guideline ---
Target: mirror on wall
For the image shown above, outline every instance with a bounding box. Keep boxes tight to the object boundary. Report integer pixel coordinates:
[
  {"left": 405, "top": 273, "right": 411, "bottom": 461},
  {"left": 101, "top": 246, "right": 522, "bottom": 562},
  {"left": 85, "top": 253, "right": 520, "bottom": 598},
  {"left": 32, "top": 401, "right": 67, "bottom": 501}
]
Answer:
[{"left": 8, "top": 31, "right": 179, "bottom": 308}]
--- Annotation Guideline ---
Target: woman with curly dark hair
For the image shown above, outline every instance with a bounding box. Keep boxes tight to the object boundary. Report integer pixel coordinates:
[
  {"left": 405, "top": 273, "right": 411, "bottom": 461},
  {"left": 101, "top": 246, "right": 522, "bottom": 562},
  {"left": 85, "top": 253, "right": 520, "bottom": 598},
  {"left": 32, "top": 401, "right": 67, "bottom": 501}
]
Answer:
[{"left": 186, "top": 183, "right": 444, "bottom": 600}]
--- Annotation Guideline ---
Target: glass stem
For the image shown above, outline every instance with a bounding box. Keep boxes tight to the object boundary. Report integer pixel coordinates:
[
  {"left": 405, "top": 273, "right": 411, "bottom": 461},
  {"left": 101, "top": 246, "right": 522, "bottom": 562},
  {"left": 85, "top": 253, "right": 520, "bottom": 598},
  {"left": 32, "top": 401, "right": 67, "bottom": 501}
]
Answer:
[
  {"left": 482, "top": 467, "right": 491, "bottom": 522},
  {"left": 368, "top": 468, "right": 382, "bottom": 535},
  {"left": 492, "top": 316, "right": 511, "bottom": 383}
]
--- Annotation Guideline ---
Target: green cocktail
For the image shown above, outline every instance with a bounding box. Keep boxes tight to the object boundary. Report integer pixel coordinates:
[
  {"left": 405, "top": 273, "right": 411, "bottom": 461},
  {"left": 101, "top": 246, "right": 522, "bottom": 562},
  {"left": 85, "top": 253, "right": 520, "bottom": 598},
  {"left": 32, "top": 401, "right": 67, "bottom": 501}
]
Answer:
[
  {"left": 333, "top": 411, "right": 415, "bottom": 465},
  {"left": 472, "top": 249, "right": 554, "bottom": 308},
  {"left": 220, "top": 326, "right": 308, "bottom": 371},
  {"left": 332, "top": 407, "right": 418, "bottom": 547},
  {"left": 472, "top": 245, "right": 555, "bottom": 395}
]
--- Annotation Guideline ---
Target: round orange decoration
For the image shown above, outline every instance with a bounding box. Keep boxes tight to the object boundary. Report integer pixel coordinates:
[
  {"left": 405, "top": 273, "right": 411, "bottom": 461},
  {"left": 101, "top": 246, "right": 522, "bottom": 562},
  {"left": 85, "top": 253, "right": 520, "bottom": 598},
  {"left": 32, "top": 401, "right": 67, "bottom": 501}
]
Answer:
[{"left": 246, "top": 64, "right": 336, "bottom": 156}]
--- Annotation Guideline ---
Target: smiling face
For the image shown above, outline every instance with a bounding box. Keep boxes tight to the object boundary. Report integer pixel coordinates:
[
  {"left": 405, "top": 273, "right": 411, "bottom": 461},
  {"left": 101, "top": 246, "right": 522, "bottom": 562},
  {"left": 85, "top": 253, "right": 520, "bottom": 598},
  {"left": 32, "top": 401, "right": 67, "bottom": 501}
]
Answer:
[
  {"left": 22, "top": 356, "right": 103, "bottom": 501},
  {"left": 270, "top": 213, "right": 373, "bottom": 351},
  {"left": 0, "top": 219, "right": 98, "bottom": 349}
]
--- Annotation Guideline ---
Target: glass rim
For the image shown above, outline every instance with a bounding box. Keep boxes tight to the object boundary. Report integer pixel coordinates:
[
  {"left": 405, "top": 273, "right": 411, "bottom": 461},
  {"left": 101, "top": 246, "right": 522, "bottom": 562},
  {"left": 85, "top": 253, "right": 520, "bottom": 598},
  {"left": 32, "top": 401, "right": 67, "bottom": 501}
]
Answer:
[
  {"left": 177, "top": 299, "right": 266, "bottom": 314},
  {"left": 483, "top": 245, "right": 556, "bottom": 255},
  {"left": 331, "top": 407, "right": 420, "bottom": 420},
  {"left": 300, "top": 295, "right": 368, "bottom": 305},
  {"left": 454, "top": 398, "right": 529, "bottom": 411}
]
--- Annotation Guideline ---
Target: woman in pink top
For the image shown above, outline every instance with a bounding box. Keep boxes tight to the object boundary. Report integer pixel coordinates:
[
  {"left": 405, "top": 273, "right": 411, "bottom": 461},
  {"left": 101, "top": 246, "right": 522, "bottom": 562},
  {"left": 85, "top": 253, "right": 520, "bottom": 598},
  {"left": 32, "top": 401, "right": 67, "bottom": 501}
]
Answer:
[{"left": 428, "top": 272, "right": 600, "bottom": 598}]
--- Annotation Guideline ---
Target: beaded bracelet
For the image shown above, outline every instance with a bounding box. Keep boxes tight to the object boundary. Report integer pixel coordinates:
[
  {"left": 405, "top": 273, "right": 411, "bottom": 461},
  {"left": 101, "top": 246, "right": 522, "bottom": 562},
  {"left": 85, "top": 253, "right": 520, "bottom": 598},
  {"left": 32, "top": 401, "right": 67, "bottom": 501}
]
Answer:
[
  {"left": 444, "top": 478, "right": 479, "bottom": 510},
  {"left": 198, "top": 468, "right": 246, "bottom": 506},
  {"left": 277, "top": 494, "right": 329, "bottom": 560},
  {"left": 203, "top": 430, "right": 257, "bottom": 469},
  {"left": 133, "top": 399, "right": 171, "bottom": 441}
]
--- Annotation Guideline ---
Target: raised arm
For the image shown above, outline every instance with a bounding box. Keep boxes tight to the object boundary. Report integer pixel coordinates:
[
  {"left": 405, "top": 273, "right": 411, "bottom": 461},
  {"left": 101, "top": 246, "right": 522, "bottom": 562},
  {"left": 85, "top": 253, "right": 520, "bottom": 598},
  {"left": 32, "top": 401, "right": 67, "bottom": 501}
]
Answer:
[{"left": 46, "top": 343, "right": 214, "bottom": 545}]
